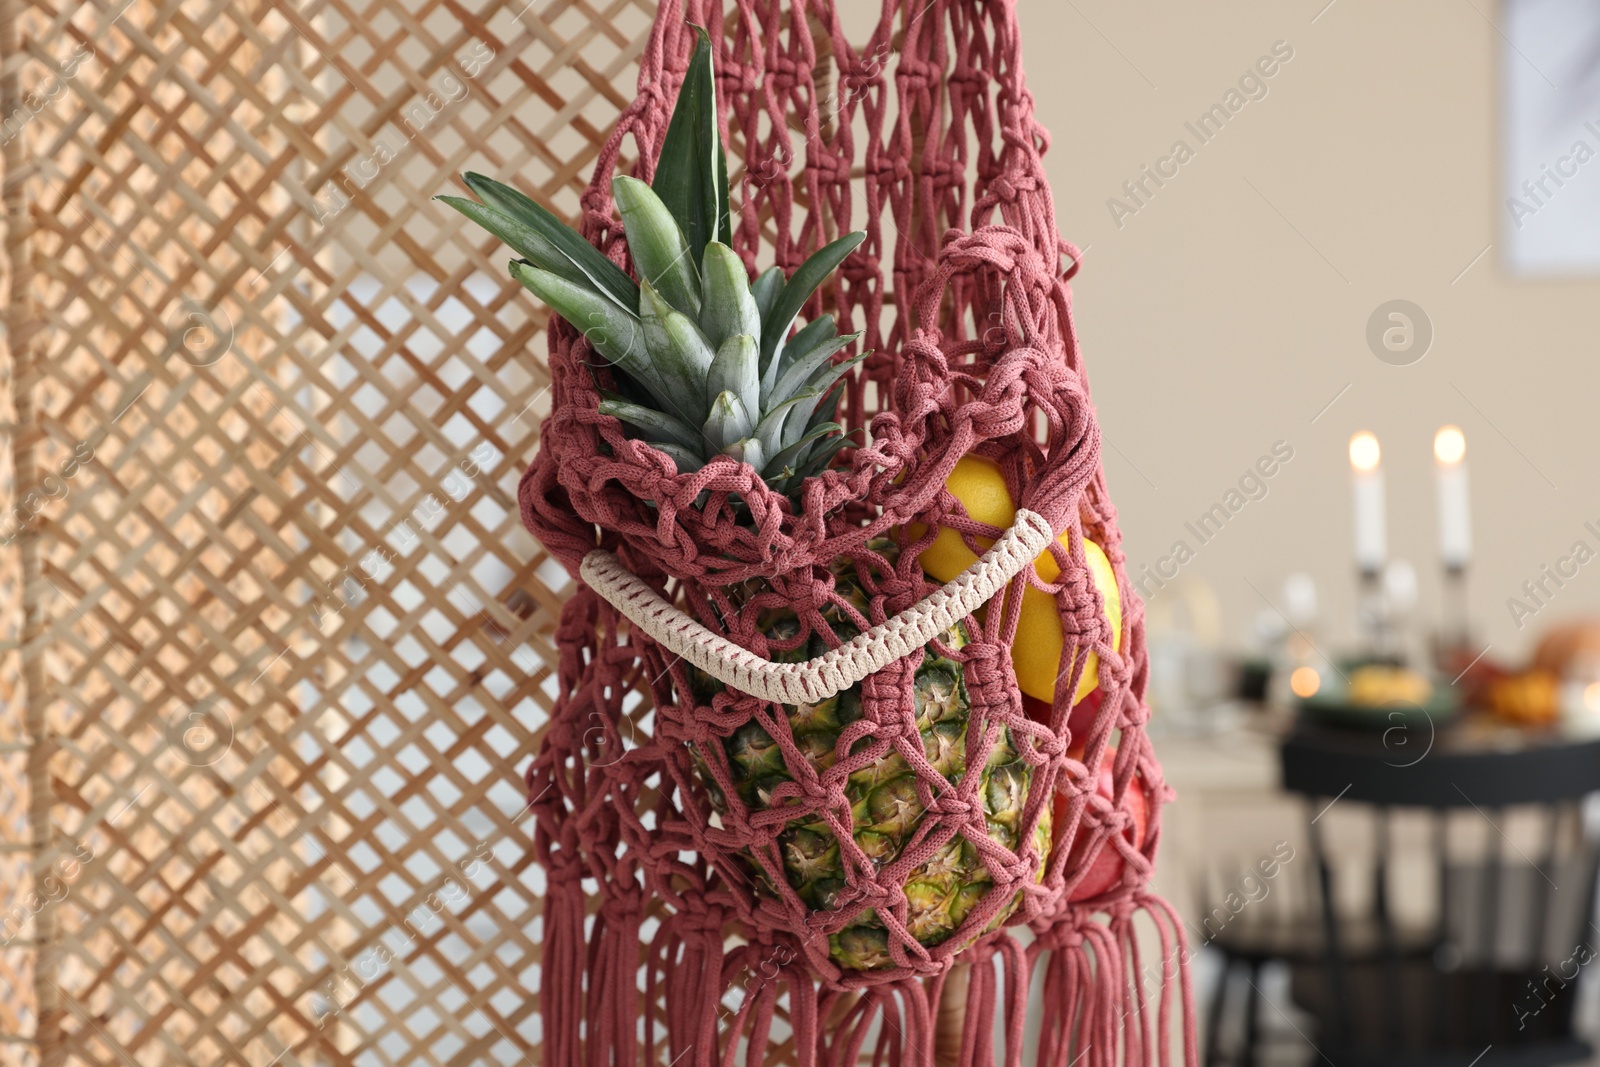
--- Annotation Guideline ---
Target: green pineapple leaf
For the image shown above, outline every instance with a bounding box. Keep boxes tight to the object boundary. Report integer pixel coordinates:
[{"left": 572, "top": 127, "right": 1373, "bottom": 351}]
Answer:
[
  {"left": 787, "top": 428, "right": 857, "bottom": 485},
  {"left": 699, "top": 242, "right": 761, "bottom": 351},
  {"left": 799, "top": 350, "right": 868, "bottom": 397},
  {"left": 637, "top": 278, "right": 716, "bottom": 420},
  {"left": 654, "top": 25, "right": 731, "bottom": 269},
  {"left": 721, "top": 437, "right": 765, "bottom": 471},
  {"left": 777, "top": 314, "right": 836, "bottom": 376},
  {"left": 751, "top": 265, "right": 784, "bottom": 323},
  {"left": 783, "top": 353, "right": 868, "bottom": 442},
  {"left": 437, "top": 197, "right": 582, "bottom": 288},
  {"left": 444, "top": 21, "right": 873, "bottom": 502},
  {"left": 765, "top": 422, "right": 846, "bottom": 479},
  {"left": 750, "top": 389, "right": 825, "bottom": 458},
  {"left": 704, "top": 390, "right": 756, "bottom": 451},
  {"left": 456, "top": 173, "right": 639, "bottom": 312},
  {"left": 612, "top": 176, "right": 701, "bottom": 318},
  {"left": 706, "top": 334, "right": 760, "bottom": 416},
  {"left": 806, "top": 384, "right": 842, "bottom": 434},
  {"left": 508, "top": 261, "right": 653, "bottom": 378},
  {"left": 759, "top": 231, "right": 866, "bottom": 394},
  {"left": 771, "top": 332, "right": 860, "bottom": 407},
  {"left": 597, "top": 392, "right": 705, "bottom": 453},
  {"left": 648, "top": 441, "right": 707, "bottom": 474}
]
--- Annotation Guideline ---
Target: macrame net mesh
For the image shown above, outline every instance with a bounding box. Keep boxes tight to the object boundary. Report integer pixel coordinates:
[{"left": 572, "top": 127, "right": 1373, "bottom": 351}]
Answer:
[{"left": 517, "top": 1, "right": 1196, "bottom": 1063}]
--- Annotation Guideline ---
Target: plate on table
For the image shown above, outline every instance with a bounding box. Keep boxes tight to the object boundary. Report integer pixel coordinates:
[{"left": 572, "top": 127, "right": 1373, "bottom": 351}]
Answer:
[
  {"left": 1297, "top": 690, "right": 1460, "bottom": 731},
  {"left": 1296, "top": 665, "right": 1460, "bottom": 732}
]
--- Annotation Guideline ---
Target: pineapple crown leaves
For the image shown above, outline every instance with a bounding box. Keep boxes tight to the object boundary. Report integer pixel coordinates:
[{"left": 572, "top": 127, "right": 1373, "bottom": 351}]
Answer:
[{"left": 435, "top": 23, "right": 868, "bottom": 501}]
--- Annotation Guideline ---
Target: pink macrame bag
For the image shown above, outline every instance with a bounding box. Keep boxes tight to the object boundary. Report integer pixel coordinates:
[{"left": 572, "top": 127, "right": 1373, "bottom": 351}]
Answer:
[{"left": 519, "top": 1, "right": 1196, "bottom": 1063}]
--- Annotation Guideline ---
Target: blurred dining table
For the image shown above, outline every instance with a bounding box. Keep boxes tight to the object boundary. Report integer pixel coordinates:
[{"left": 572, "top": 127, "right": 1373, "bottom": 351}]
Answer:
[{"left": 1147, "top": 701, "right": 1600, "bottom": 1065}]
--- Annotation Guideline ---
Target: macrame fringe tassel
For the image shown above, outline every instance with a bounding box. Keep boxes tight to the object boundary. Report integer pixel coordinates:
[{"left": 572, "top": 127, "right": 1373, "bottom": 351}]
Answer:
[
  {"left": 539, "top": 858, "right": 586, "bottom": 1067},
  {"left": 553, "top": 901, "right": 1196, "bottom": 1066},
  {"left": 583, "top": 894, "right": 646, "bottom": 1067}
]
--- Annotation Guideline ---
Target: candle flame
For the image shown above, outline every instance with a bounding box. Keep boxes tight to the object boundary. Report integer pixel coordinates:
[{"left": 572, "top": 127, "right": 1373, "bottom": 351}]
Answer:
[
  {"left": 1434, "top": 425, "right": 1466, "bottom": 465},
  {"left": 1349, "top": 431, "right": 1381, "bottom": 473},
  {"left": 1290, "top": 666, "right": 1321, "bottom": 699}
]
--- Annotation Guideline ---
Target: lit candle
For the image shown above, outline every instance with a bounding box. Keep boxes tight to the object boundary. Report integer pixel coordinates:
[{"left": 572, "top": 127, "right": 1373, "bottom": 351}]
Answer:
[
  {"left": 1434, "top": 425, "right": 1471, "bottom": 569},
  {"left": 1349, "top": 431, "right": 1386, "bottom": 573}
]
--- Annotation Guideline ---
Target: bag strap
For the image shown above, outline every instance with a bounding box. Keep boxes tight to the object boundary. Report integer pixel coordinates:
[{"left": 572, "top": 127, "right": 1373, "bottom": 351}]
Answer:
[{"left": 580, "top": 510, "right": 1055, "bottom": 705}]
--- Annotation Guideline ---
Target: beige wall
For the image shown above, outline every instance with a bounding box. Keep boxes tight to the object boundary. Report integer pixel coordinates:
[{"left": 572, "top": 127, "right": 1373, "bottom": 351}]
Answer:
[{"left": 1020, "top": 0, "right": 1600, "bottom": 659}]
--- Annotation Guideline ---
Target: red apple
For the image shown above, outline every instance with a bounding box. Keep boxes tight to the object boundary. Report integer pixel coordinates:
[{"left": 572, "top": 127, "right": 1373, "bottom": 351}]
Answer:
[
  {"left": 1022, "top": 687, "right": 1106, "bottom": 747},
  {"left": 1058, "top": 746, "right": 1148, "bottom": 901},
  {"left": 1067, "top": 687, "right": 1103, "bottom": 742}
]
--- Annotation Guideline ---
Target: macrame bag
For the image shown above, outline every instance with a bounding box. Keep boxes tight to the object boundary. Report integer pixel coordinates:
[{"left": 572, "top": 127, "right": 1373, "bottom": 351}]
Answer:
[{"left": 520, "top": 1, "right": 1196, "bottom": 1063}]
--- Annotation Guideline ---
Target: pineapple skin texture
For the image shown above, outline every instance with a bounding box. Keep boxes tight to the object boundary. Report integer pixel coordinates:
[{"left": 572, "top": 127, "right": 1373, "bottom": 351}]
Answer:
[{"left": 688, "top": 543, "right": 1052, "bottom": 971}]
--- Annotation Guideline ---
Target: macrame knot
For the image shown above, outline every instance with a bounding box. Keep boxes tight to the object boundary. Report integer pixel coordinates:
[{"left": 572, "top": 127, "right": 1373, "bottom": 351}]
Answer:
[
  {"left": 920, "top": 154, "right": 959, "bottom": 190},
  {"left": 809, "top": 151, "right": 852, "bottom": 186},
  {"left": 1056, "top": 757, "right": 1093, "bottom": 800},
  {"left": 718, "top": 59, "right": 759, "bottom": 95},
  {"left": 999, "top": 120, "right": 1042, "bottom": 153},
  {"left": 1014, "top": 246, "right": 1051, "bottom": 288},
  {"left": 1120, "top": 693, "right": 1150, "bottom": 730},
  {"left": 602, "top": 886, "right": 646, "bottom": 923},
  {"left": 987, "top": 173, "right": 1037, "bottom": 204},
  {"left": 957, "top": 636, "right": 1001, "bottom": 664},
  {"left": 946, "top": 64, "right": 989, "bottom": 96},
  {"left": 922, "top": 792, "right": 978, "bottom": 821},
  {"left": 842, "top": 255, "right": 880, "bottom": 286},
  {"left": 961, "top": 660, "right": 1019, "bottom": 726},
  {"left": 1053, "top": 570, "right": 1099, "bottom": 639},
  {"left": 1052, "top": 924, "right": 1088, "bottom": 951},
  {"left": 857, "top": 653, "right": 916, "bottom": 711},
  {"left": 1093, "top": 803, "right": 1133, "bottom": 838},
  {"left": 580, "top": 203, "right": 619, "bottom": 245},
  {"left": 675, "top": 890, "right": 723, "bottom": 928},
  {"left": 546, "top": 851, "right": 585, "bottom": 888},
  {"left": 1026, "top": 725, "right": 1067, "bottom": 763},
  {"left": 767, "top": 57, "right": 801, "bottom": 94},
  {"left": 896, "top": 57, "right": 936, "bottom": 94},
  {"left": 636, "top": 79, "right": 672, "bottom": 114},
  {"left": 936, "top": 229, "right": 999, "bottom": 272},
  {"left": 965, "top": 390, "right": 1028, "bottom": 440}
]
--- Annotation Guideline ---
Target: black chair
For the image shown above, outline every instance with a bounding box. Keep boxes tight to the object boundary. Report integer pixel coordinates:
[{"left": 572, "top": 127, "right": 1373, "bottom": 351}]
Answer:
[{"left": 1205, "top": 725, "right": 1600, "bottom": 1067}]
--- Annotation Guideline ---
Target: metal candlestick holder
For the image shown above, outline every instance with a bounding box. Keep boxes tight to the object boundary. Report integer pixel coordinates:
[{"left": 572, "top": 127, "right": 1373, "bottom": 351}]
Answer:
[{"left": 1357, "top": 566, "right": 1399, "bottom": 663}]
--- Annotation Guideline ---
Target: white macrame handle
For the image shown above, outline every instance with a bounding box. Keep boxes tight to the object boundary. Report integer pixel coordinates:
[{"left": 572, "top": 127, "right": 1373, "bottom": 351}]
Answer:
[{"left": 578, "top": 509, "right": 1056, "bottom": 705}]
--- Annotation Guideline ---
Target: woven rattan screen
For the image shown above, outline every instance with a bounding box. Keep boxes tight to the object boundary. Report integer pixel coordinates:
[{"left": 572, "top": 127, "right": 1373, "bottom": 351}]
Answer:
[{"left": 0, "top": 0, "right": 661, "bottom": 1063}]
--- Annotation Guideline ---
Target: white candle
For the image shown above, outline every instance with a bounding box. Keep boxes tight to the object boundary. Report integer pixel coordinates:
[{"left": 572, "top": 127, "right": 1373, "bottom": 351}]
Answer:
[
  {"left": 1434, "top": 425, "right": 1471, "bottom": 569},
  {"left": 1349, "top": 431, "right": 1386, "bottom": 573}
]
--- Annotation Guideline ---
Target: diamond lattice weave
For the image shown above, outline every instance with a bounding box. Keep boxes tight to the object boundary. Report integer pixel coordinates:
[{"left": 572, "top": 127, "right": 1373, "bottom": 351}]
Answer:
[{"left": 0, "top": 0, "right": 655, "bottom": 1064}]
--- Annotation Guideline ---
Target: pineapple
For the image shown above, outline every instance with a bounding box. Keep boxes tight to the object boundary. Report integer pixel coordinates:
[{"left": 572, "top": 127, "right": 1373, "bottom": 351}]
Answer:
[
  {"left": 437, "top": 27, "right": 864, "bottom": 495},
  {"left": 695, "top": 543, "right": 1052, "bottom": 971},
  {"left": 441, "top": 26, "right": 1051, "bottom": 969}
]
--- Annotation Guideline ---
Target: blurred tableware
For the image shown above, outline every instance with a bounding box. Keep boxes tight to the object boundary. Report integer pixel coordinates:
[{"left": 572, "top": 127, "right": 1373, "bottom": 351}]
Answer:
[
  {"left": 1146, "top": 576, "right": 1236, "bottom": 733},
  {"left": 1486, "top": 669, "right": 1560, "bottom": 727},
  {"left": 1295, "top": 662, "right": 1460, "bottom": 732}
]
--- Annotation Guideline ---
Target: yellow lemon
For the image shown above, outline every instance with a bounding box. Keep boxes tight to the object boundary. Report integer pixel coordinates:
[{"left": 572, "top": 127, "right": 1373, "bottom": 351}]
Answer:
[
  {"left": 908, "top": 455, "right": 1018, "bottom": 579},
  {"left": 1013, "top": 537, "right": 1120, "bottom": 704},
  {"left": 909, "top": 455, "right": 1122, "bottom": 704}
]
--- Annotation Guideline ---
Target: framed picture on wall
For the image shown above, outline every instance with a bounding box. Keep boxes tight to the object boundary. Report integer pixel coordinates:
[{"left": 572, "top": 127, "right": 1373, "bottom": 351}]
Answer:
[{"left": 1502, "top": 0, "right": 1600, "bottom": 275}]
